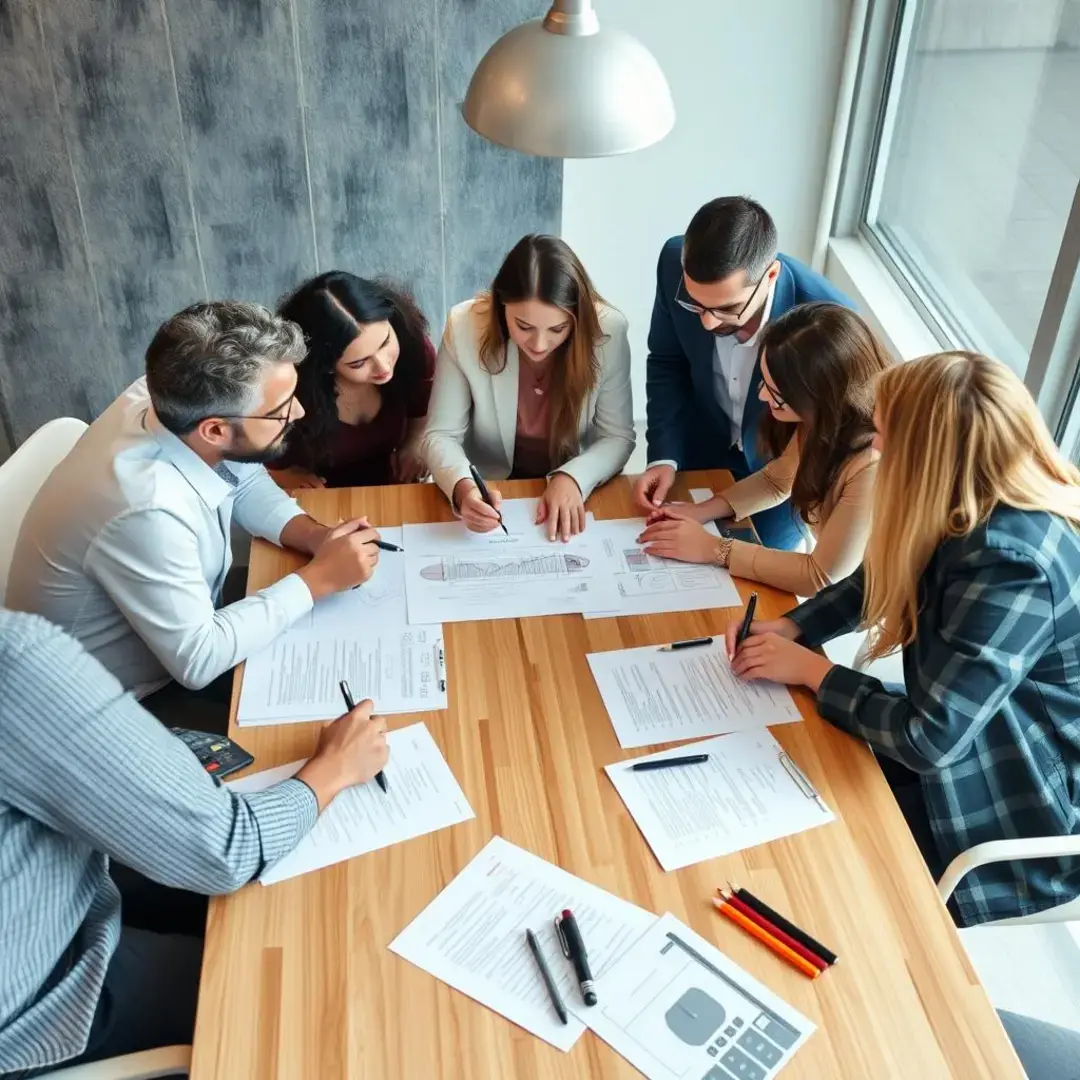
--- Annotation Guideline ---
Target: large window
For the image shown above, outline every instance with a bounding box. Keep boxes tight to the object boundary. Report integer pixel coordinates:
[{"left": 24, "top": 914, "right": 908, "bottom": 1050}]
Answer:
[{"left": 857, "top": 0, "right": 1080, "bottom": 444}]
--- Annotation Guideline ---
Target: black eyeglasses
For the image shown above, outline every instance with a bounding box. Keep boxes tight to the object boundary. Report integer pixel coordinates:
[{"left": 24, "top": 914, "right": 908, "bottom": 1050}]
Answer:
[
  {"left": 759, "top": 378, "right": 786, "bottom": 410},
  {"left": 675, "top": 272, "right": 769, "bottom": 325},
  {"left": 213, "top": 391, "right": 298, "bottom": 424}
]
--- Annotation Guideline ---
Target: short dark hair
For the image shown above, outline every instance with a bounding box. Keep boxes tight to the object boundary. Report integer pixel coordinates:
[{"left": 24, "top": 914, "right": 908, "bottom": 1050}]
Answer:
[
  {"left": 146, "top": 301, "right": 306, "bottom": 435},
  {"left": 682, "top": 196, "right": 778, "bottom": 284}
]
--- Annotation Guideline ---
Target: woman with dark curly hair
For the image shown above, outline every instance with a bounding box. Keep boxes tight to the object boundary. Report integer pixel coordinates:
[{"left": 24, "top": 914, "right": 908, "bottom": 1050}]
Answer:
[{"left": 269, "top": 271, "right": 436, "bottom": 491}]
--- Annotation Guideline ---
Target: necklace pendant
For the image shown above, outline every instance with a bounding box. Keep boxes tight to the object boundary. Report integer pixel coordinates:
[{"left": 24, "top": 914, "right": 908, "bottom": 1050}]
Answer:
[{"left": 533, "top": 387, "right": 545, "bottom": 396}]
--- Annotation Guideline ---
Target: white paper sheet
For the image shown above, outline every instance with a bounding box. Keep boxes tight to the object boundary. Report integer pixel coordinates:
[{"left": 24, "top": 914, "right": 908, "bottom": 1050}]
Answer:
[
  {"left": 236, "top": 528, "right": 448, "bottom": 724},
  {"left": 604, "top": 731, "right": 835, "bottom": 871},
  {"left": 587, "top": 640, "right": 803, "bottom": 749},
  {"left": 388, "top": 836, "right": 656, "bottom": 1052},
  {"left": 226, "top": 723, "right": 473, "bottom": 884},
  {"left": 403, "top": 498, "right": 617, "bottom": 624},
  {"left": 584, "top": 911, "right": 815, "bottom": 1080},
  {"left": 583, "top": 517, "right": 741, "bottom": 619}
]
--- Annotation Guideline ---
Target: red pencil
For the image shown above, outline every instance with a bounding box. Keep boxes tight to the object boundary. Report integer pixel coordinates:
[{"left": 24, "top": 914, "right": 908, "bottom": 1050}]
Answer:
[{"left": 718, "top": 889, "right": 827, "bottom": 972}]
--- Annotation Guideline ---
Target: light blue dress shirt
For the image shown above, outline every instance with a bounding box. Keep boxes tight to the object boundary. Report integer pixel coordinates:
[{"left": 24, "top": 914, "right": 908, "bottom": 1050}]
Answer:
[{"left": 7, "top": 378, "right": 313, "bottom": 693}]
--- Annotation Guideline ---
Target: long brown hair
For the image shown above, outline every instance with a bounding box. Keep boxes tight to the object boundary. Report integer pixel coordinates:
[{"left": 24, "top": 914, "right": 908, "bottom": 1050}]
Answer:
[
  {"left": 863, "top": 351, "right": 1080, "bottom": 659},
  {"left": 758, "top": 302, "right": 891, "bottom": 522},
  {"left": 476, "top": 234, "right": 607, "bottom": 465}
]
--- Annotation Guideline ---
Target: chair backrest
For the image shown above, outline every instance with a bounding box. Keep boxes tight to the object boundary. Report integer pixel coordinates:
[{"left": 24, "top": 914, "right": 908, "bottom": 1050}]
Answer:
[{"left": 0, "top": 417, "right": 88, "bottom": 602}]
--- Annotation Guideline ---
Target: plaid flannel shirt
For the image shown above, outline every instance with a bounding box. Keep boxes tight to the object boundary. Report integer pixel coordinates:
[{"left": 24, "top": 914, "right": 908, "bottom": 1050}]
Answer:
[{"left": 787, "top": 507, "right": 1080, "bottom": 926}]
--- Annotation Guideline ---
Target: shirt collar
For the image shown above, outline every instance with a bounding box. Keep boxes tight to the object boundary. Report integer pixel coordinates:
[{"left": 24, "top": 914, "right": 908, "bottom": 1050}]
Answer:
[
  {"left": 739, "top": 278, "right": 777, "bottom": 349},
  {"left": 144, "top": 408, "right": 233, "bottom": 511}
]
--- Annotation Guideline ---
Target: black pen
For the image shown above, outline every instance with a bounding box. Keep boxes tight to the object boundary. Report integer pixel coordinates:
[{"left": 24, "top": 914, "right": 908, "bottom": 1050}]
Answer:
[
  {"left": 631, "top": 753, "right": 710, "bottom": 772},
  {"left": 338, "top": 680, "right": 387, "bottom": 793},
  {"left": 370, "top": 538, "right": 402, "bottom": 552},
  {"left": 469, "top": 463, "right": 508, "bottom": 536},
  {"left": 735, "top": 591, "right": 758, "bottom": 649},
  {"left": 525, "top": 929, "right": 568, "bottom": 1025},
  {"left": 660, "top": 636, "right": 713, "bottom": 652},
  {"left": 555, "top": 909, "right": 596, "bottom": 1006}
]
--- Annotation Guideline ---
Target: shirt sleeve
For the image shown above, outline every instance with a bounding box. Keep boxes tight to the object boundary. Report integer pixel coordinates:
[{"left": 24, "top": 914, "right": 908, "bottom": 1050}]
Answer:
[
  {"left": 785, "top": 564, "right": 867, "bottom": 644},
  {"left": 0, "top": 617, "right": 317, "bottom": 892},
  {"left": 813, "top": 547, "right": 1053, "bottom": 773},
  {"left": 723, "top": 436, "right": 798, "bottom": 520},
  {"left": 727, "top": 454, "right": 876, "bottom": 597},
  {"left": 85, "top": 508, "right": 313, "bottom": 690},
  {"left": 231, "top": 464, "right": 306, "bottom": 542}
]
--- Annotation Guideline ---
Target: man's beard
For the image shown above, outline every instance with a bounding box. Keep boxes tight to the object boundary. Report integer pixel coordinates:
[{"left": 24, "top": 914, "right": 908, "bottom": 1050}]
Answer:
[{"left": 223, "top": 423, "right": 294, "bottom": 465}]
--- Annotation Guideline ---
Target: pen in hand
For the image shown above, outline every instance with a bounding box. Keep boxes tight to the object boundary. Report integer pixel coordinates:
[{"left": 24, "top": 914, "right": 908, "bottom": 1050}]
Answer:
[
  {"left": 338, "top": 680, "right": 388, "bottom": 793},
  {"left": 735, "top": 591, "right": 759, "bottom": 650},
  {"left": 469, "top": 464, "right": 508, "bottom": 536}
]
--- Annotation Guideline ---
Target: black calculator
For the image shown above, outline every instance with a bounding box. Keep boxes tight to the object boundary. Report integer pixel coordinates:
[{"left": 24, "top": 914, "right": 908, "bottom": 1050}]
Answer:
[{"left": 170, "top": 728, "right": 255, "bottom": 779}]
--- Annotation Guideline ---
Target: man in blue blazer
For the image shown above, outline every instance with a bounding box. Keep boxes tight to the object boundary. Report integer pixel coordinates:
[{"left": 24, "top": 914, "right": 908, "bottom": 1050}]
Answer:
[{"left": 634, "top": 197, "right": 853, "bottom": 549}]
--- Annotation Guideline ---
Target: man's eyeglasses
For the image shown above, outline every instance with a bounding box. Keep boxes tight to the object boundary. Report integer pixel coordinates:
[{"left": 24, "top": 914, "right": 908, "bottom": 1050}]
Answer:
[
  {"left": 759, "top": 379, "right": 786, "bottom": 410},
  {"left": 214, "top": 391, "right": 298, "bottom": 425},
  {"left": 675, "top": 272, "right": 769, "bottom": 325}
]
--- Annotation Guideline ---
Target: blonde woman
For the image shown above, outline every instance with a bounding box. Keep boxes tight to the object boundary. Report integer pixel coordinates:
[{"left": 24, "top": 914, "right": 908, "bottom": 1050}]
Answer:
[
  {"left": 422, "top": 235, "right": 634, "bottom": 541},
  {"left": 637, "top": 303, "right": 889, "bottom": 595},
  {"left": 726, "top": 352, "right": 1080, "bottom": 927}
]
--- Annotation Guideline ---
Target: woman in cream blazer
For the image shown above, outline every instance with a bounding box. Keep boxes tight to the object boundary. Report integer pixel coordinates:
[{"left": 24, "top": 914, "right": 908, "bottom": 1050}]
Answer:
[
  {"left": 422, "top": 235, "right": 635, "bottom": 540},
  {"left": 639, "top": 303, "right": 891, "bottom": 596}
]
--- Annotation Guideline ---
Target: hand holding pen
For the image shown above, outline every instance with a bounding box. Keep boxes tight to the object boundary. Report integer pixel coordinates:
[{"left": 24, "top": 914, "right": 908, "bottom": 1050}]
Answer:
[
  {"left": 453, "top": 465, "right": 507, "bottom": 535},
  {"left": 339, "top": 681, "right": 388, "bottom": 793}
]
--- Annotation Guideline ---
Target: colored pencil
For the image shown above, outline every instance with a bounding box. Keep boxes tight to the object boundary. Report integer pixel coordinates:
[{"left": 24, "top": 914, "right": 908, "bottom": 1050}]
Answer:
[
  {"left": 719, "top": 889, "right": 827, "bottom": 972},
  {"left": 711, "top": 897, "right": 821, "bottom": 980},
  {"left": 730, "top": 881, "right": 838, "bottom": 966}
]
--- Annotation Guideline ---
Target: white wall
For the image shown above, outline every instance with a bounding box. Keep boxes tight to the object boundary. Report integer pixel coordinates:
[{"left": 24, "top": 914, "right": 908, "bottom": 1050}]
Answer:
[{"left": 561, "top": 0, "right": 854, "bottom": 419}]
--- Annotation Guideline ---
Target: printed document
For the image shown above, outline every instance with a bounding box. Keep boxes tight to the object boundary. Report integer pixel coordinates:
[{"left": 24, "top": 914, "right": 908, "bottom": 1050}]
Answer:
[
  {"left": 403, "top": 499, "right": 617, "bottom": 624},
  {"left": 584, "top": 912, "right": 814, "bottom": 1079},
  {"left": 605, "top": 732, "right": 835, "bottom": 871},
  {"left": 227, "top": 723, "right": 473, "bottom": 884},
  {"left": 583, "top": 517, "right": 741, "bottom": 619},
  {"left": 587, "top": 640, "right": 802, "bottom": 749},
  {"left": 389, "top": 836, "right": 656, "bottom": 1051}
]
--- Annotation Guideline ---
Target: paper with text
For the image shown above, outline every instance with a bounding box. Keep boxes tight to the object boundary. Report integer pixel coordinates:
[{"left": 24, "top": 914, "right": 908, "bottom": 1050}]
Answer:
[
  {"left": 587, "top": 640, "right": 802, "bottom": 749},
  {"left": 583, "top": 517, "right": 741, "bottom": 619},
  {"left": 388, "top": 836, "right": 656, "bottom": 1052},
  {"left": 584, "top": 912, "right": 814, "bottom": 1079},
  {"left": 403, "top": 499, "right": 617, "bottom": 624},
  {"left": 227, "top": 723, "right": 473, "bottom": 884},
  {"left": 605, "top": 732, "right": 834, "bottom": 871}
]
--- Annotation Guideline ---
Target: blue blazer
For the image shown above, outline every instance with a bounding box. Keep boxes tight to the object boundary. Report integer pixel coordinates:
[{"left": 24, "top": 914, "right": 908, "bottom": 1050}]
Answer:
[{"left": 645, "top": 236, "right": 854, "bottom": 472}]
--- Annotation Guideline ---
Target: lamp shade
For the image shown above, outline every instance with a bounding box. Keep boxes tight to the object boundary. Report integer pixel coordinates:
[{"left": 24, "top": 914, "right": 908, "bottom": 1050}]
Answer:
[{"left": 462, "top": 6, "right": 675, "bottom": 159}]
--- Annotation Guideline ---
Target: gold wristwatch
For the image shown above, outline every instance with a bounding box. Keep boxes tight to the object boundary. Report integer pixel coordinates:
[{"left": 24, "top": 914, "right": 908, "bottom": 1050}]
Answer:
[{"left": 713, "top": 536, "right": 734, "bottom": 568}]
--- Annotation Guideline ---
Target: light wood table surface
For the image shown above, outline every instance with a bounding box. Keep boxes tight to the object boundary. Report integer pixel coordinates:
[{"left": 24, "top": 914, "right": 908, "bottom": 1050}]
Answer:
[{"left": 190, "top": 472, "right": 1022, "bottom": 1079}]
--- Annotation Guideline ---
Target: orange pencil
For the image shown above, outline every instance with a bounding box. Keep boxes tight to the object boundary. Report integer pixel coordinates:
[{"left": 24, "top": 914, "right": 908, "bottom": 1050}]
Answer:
[{"left": 711, "top": 897, "right": 821, "bottom": 980}]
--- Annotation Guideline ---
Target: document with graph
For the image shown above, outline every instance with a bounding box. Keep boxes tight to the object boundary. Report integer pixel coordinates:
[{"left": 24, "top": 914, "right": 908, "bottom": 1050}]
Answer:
[
  {"left": 583, "top": 518, "right": 742, "bottom": 619},
  {"left": 402, "top": 498, "right": 618, "bottom": 624}
]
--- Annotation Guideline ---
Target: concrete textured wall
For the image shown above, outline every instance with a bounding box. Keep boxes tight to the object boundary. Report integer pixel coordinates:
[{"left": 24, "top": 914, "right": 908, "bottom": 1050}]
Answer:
[{"left": 0, "top": 0, "right": 561, "bottom": 455}]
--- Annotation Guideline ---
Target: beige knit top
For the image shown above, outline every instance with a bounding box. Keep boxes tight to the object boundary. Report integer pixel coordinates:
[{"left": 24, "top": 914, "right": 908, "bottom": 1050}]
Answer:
[{"left": 723, "top": 435, "right": 879, "bottom": 596}]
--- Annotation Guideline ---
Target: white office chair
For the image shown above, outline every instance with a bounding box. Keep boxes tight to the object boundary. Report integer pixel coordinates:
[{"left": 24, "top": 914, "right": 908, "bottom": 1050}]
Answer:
[
  {"left": 46, "top": 1045, "right": 191, "bottom": 1079},
  {"left": 0, "top": 416, "right": 88, "bottom": 601},
  {"left": 938, "top": 835, "right": 1080, "bottom": 925}
]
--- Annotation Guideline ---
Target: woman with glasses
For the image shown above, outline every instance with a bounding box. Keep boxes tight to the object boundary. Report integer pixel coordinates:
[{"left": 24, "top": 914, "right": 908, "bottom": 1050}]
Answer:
[
  {"left": 422, "top": 234, "right": 635, "bottom": 541},
  {"left": 725, "top": 351, "right": 1080, "bottom": 929},
  {"left": 638, "top": 303, "right": 891, "bottom": 595},
  {"left": 269, "top": 272, "right": 435, "bottom": 492}
]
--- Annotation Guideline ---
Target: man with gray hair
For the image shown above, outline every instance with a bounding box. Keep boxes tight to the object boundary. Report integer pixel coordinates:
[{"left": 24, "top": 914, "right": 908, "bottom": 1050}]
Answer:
[
  {"left": 633, "top": 196, "right": 853, "bottom": 549},
  {"left": 8, "top": 300, "right": 382, "bottom": 718}
]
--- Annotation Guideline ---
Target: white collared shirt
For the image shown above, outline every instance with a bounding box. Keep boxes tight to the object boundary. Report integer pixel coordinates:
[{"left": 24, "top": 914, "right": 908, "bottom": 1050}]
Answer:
[
  {"left": 6, "top": 378, "right": 312, "bottom": 694},
  {"left": 712, "top": 280, "right": 775, "bottom": 451}
]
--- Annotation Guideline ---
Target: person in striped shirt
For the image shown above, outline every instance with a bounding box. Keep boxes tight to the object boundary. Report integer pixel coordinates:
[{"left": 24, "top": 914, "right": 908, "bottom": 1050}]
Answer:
[{"left": 0, "top": 609, "right": 388, "bottom": 1077}]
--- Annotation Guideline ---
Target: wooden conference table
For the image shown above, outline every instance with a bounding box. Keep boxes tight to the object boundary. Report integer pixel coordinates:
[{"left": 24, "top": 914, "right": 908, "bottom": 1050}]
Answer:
[{"left": 190, "top": 472, "right": 1022, "bottom": 1079}]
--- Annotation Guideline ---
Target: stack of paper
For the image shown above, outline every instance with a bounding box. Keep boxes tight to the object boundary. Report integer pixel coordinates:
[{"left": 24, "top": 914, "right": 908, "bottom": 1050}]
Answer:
[
  {"left": 587, "top": 639, "right": 803, "bottom": 748},
  {"left": 389, "top": 836, "right": 655, "bottom": 1051},
  {"left": 403, "top": 499, "right": 618, "bottom": 624},
  {"left": 604, "top": 732, "right": 835, "bottom": 871},
  {"left": 227, "top": 723, "right": 473, "bottom": 884},
  {"left": 238, "top": 526, "right": 447, "bottom": 724}
]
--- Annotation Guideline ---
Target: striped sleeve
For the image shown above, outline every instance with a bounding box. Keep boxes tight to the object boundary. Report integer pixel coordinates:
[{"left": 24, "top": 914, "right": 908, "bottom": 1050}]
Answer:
[{"left": 0, "top": 616, "right": 317, "bottom": 893}]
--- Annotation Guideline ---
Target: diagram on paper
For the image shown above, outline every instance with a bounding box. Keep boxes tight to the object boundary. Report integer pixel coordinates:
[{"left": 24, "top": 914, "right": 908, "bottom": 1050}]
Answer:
[{"left": 420, "top": 552, "right": 591, "bottom": 582}]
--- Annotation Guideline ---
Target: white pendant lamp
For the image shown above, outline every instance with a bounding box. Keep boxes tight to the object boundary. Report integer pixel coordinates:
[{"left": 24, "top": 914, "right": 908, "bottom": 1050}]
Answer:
[{"left": 462, "top": 0, "right": 675, "bottom": 159}]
